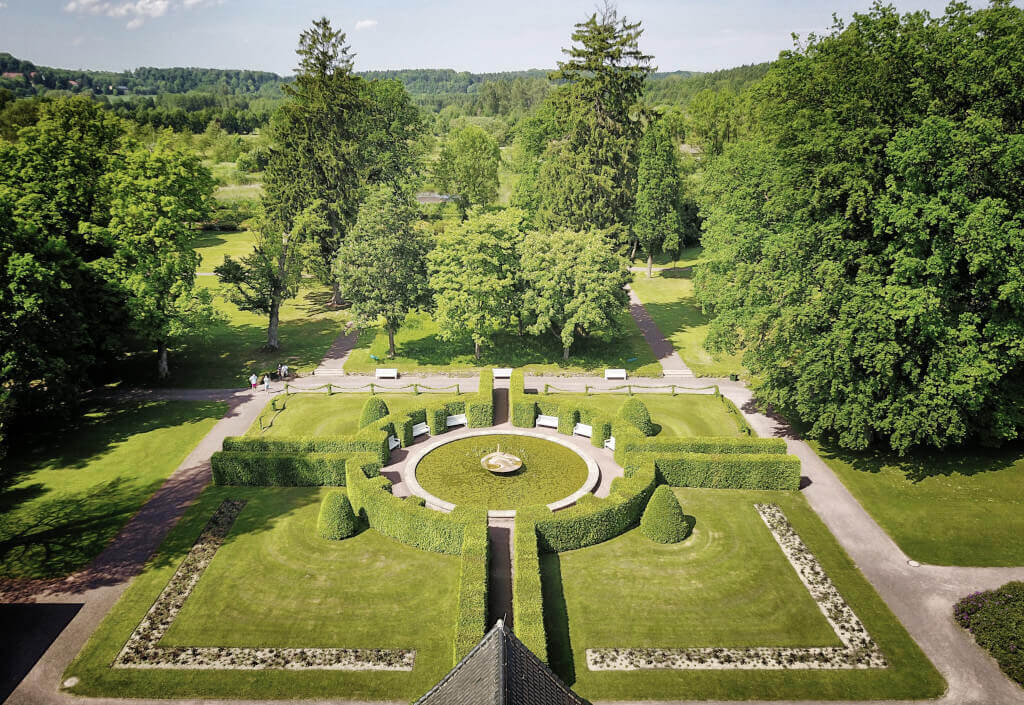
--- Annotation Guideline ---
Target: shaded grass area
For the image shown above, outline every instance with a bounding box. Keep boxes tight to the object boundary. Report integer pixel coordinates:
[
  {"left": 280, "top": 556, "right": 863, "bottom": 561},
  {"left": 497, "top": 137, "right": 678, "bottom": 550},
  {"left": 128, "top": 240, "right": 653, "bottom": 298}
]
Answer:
[
  {"left": 415, "top": 435, "right": 589, "bottom": 510},
  {"left": 629, "top": 245, "right": 706, "bottom": 270},
  {"left": 0, "top": 400, "right": 226, "bottom": 579},
  {"left": 543, "top": 489, "right": 944, "bottom": 699},
  {"left": 814, "top": 441, "right": 1024, "bottom": 566},
  {"left": 114, "top": 278, "right": 349, "bottom": 389},
  {"left": 538, "top": 392, "right": 744, "bottom": 438},
  {"left": 246, "top": 393, "right": 465, "bottom": 437},
  {"left": 194, "top": 230, "right": 256, "bottom": 273},
  {"left": 65, "top": 487, "right": 460, "bottom": 700},
  {"left": 629, "top": 268, "right": 743, "bottom": 378},
  {"left": 344, "top": 311, "right": 661, "bottom": 377}
]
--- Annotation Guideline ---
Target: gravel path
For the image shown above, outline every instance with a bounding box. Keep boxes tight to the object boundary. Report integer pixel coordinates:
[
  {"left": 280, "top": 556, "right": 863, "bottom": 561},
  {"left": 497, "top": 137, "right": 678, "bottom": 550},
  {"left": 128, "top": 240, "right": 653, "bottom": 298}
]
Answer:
[{"left": 625, "top": 284, "right": 694, "bottom": 378}]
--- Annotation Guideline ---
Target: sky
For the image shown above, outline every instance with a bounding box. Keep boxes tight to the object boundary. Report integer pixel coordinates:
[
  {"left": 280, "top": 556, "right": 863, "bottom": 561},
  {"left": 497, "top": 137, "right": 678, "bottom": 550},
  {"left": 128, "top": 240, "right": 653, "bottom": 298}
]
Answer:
[{"left": 0, "top": 0, "right": 989, "bottom": 76}]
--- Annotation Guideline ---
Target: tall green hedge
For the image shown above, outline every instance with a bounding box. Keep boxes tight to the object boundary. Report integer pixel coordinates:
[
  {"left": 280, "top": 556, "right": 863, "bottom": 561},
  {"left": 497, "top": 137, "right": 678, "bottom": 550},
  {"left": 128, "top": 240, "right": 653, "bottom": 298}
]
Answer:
[
  {"left": 511, "top": 513, "right": 548, "bottom": 663},
  {"left": 614, "top": 436, "right": 787, "bottom": 464},
  {"left": 211, "top": 451, "right": 371, "bottom": 486},
  {"left": 651, "top": 453, "right": 801, "bottom": 490},
  {"left": 467, "top": 369, "right": 494, "bottom": 427},
  {"left": 317, "top": 490, "right": 359, "bottom": 539},
  {"left": 640, "top": 485, "right": 692, "bottom": 543},
  {"left": 510, "top": 370, "right": 536, "bottom": 427},
  {"left": 223, "top": 433, "right": 390, "bottom": 465},
  {"left": 360, "top": 396, "right": 390, "bottom": 428},
  {"left": 452, "top": 514, "right": 489, "bottom": 665},
  {"left": 618, "top": 397, "right": 655, "bottom": 435}
]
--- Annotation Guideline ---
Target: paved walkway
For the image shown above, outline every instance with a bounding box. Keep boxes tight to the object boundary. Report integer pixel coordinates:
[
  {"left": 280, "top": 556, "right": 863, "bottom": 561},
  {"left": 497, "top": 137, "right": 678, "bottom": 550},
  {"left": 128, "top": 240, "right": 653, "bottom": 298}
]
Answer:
[
  {"left": 626, "top": 284, "right": 694, "bottom": 378},
  {"left": 311, "top": 329, "right": 359, "bottom": 376}
]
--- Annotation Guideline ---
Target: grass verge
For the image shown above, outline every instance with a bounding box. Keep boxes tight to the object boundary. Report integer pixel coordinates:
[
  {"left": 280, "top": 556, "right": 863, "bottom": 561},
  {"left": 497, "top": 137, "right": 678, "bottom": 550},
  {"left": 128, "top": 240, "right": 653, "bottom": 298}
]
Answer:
[{"left": 539, "top": 392, "right": 745, "bottom": 438}]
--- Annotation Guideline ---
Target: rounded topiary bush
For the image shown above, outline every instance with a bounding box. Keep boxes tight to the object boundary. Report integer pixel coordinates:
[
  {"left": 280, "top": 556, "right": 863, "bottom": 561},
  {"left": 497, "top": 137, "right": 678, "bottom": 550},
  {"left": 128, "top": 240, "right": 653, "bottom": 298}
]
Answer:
[
  {"left": 317, "top": 490, "right": 359, "bottom": 540},
  {"left": 640, "top": 485, "right": 691, "bottom": 543},
  {"left": 618, "top": 397, "right": 655, "bottom": 436},
  {"left": 359, "top": 396, "right": 390, "bottom": 428}
]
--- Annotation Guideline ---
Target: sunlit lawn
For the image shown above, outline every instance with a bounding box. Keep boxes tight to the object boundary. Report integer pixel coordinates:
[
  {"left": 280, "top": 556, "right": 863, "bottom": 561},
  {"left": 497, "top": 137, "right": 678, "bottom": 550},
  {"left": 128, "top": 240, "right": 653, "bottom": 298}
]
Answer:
[
  {"left": 0, "top": 400, "right": 226, "bottom": 578},
  {"left": 537, "top": 392, "right": 745, "bottom": 437},
  {"left": 194, "top": 229, "right": 256, "bottom": 272},
  {"left": 629, "top": 245, "right": 706, "bottom": 270},
  {"left": 214, "top": 183, "right": 263, "bottom": 202}
]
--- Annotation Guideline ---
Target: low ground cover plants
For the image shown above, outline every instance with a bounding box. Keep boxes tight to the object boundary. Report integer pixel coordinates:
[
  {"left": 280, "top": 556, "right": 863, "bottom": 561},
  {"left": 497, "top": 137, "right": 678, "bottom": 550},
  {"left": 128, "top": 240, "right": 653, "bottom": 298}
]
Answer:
[{"left": 954, "top": 582, "right": 1024, "bottom": 686}]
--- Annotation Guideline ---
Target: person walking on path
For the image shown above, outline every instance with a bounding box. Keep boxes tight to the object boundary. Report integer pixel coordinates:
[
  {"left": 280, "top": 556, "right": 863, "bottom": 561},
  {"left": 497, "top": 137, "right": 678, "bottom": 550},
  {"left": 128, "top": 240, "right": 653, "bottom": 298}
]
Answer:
[
  {"left": 262, "top": 374, "right": 270, "bottom": 392},
  {"left": 249, "top": 373, "right": 258, "bottom": 391}
]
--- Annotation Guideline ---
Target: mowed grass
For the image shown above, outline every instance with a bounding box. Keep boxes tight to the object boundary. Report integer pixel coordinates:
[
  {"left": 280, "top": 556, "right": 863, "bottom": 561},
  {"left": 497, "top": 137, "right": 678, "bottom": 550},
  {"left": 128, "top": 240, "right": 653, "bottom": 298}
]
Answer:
[
  {"left": 629, "top": 245, "right": 706, "bottom": 270},
  {"left": 545, "top": 489, "right": 944, "bottom": 700},
  {"left": 247, "top": 392, "right": 465, "bottom": 437},
  {"left": 65, "top": 487, "right": 460, "bottom": 700},
  {"left": 194, "top": 230, "right": 256, "bottom": 272},
  {"left": 629, "top": 267, "right": 744, "bottom": 378},
  {"left": 0, "top": 400, "right": 225, "bottom": 578},
  {"left": 115, "top": 278, "right": 349, "bottom": 389},
  {"left": 344, "top": 311, "right": 662, "bottom": 377},
  {"left": 415, "top": 435, "right": 589, "bottom": 510},
  {"left": 815, "top": 441, "right": 1024, "bottom": 566},
  {"left": 537, "top": 392, "right": 745, "bottom": 437},
  {"left": 214, "top": 183, "right": 263, "bottom": 202}
]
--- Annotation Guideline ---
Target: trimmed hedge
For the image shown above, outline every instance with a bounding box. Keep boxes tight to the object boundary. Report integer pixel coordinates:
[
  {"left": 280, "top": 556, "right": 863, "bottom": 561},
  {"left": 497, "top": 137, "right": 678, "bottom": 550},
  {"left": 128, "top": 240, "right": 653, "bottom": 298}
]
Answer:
[
  {"left": 614, "top": 436, "right": 787, "bottom": 464},
  {"left": 954, "top": 581, "right": 1024, "bottom": 687},
  {"left": 453, "top": 513, "right": 489, "bottom": 664},
  {"left": 618, "top": 397, "right": 655, "bottom": 435},
  {"left": 651, "top": 453, "right": 801, "bottom": 490},
  {"left": 467, "top": 369, "right": 494, "bottom": 427},
  {"left": 359, "top": 396, "right": 390, "bottom": 428},
  {"left": 640, "top": 485, "right": 692, "bottom": 543},
  {"left": 317, "top": 490, "right": 359, "bottom": 539},
  {"left": 532, "top": 464, "right": 657, "bottom": 552},
  {"left": 510, "top": 370, "right": 536, "bottom": 427},
  {"left": 211, "top": 451, "right": 364, "bottom": 486},
  {"left": 511, "top": 513, "right": 548, "bottom": 663},
  {"left": 223, "top": 433, "right": 390, "bottom": 466}
]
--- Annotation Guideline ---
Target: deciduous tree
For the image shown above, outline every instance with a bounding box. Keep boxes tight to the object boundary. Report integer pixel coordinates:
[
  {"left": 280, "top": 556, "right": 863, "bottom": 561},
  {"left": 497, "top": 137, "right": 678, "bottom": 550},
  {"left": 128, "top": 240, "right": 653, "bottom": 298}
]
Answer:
[
  {"left": 434, "top": 124, "right": 501, "bottom": 209},
  {"left": 634, "top": 118, "right": 683, "bottom": 276}
]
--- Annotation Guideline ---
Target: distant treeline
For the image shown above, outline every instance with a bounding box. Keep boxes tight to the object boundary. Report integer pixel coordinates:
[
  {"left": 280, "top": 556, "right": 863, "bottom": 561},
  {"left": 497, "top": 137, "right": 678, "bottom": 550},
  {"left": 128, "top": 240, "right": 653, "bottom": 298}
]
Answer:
[{"left": 644, "top": 63, "right": 771, "bottom": 105}]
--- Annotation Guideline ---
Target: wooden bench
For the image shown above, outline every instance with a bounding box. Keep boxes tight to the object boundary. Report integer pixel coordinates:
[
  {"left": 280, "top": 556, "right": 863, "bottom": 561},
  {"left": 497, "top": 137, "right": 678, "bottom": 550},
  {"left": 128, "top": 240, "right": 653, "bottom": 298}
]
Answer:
[
  {"left": 604, "top": 436, "right": 616, "bottom": 451},
  {"left": 446, "top": 413, "right": 468, "bottom": 427},
  {"left": 605, "top": 368, "right": 627, "bottom": 380},
  {"left": 388, "top": 436, "right": 400, "bottom": 451},
  {"left": 573, "top": 423, "right": 592, "bottom": 438},
  {"left": 492, "top": 368, "right": 513, "bottom": 379},
  {"left": 536, "top": 414, "right": 558, "bottom": 429},
  {"left": 412, "top": 422, "right": 429, "bottom": 437},
  {"left": 375, "top": 368, "right": 398, "bottom": 379}
]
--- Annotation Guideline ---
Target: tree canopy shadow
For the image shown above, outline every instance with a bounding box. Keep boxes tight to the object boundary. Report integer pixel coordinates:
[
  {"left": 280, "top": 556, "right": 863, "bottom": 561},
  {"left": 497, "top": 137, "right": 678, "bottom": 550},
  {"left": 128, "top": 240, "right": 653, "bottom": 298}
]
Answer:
[
  {"left": 540, "top": 551, "right": 576, "bottom": 686},
  {"left": 819, "top": 441, "right": 1024, "bottom": 484}
]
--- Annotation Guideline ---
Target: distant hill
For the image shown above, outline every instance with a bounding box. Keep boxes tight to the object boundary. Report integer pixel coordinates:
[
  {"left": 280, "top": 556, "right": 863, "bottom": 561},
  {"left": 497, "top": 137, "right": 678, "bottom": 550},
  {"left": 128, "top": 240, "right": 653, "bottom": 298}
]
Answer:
[{"left": 644, "top": 62, "right": 771, "bottom": 105}]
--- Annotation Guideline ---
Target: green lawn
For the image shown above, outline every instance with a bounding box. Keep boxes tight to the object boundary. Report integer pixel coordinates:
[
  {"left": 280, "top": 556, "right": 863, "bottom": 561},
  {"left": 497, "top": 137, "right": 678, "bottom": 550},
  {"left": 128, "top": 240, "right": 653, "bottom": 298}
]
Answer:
[
  {"left": 194, "top": 230, "right": 256, "bottom": 272},
  {"left": 247, "top": 392, "right": 465, "bottom": 437},
  {"left": 629, "top": 245, "right": 706, "bottom": 270},
  {"left": 545, "top": 489, "right": 944, "bottom": 700},
  {"left": 115, "top": 278, "right": 349, "bottom": 389},
  {"left": 344, "top": 311, "right": 662, "bottom": 377},
  {"left": 814, "top": 441, "right": 1024, "bottom": 566},
  {"left": 539, "top": 392, "right": 745, "bottom": 437},
  {"left": 629, "top": 268, "right": 744, "bottom": 378},
  {"left": 214, "top": 183, "right": 263, "bottom": 202},
  {"left": 416, "top": 435, "right": 589, "bottom": 510},
  {"left": 66, "top": 487, "right": 461, "bottom": 700},
  {"left": 0, "top": 400, "right": 226, "bottom": 579}
]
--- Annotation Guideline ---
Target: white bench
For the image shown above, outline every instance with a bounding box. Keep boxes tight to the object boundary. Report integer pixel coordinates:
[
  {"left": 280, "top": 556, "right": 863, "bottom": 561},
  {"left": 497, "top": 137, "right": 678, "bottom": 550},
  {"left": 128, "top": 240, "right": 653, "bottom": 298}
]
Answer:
[
  {"left": 605, "top": 368, "right": 627, "bottom": 380},
  {"left": 536, "top": 414, "right": 558, "bottom": 429},
  {"left": 388, "top": 435, "right": 400, "bottom": 450},
  {"left": 446, "top": 413, "right": 468, "bottom": 427},
  {"left": 492, "top": 368, "right": 513, "bottom": 379},
  {"left": 604, "top": 436, "right": 616, "bottom": 451},
  {"left": 412, "top": 422, "right": 429, "bottom": 437},
  {"left": 375, "top": 368, "right": 398, "bottom": 379},
  {"left": 573, "top": 423, "right": 592, "bottom": 438}
]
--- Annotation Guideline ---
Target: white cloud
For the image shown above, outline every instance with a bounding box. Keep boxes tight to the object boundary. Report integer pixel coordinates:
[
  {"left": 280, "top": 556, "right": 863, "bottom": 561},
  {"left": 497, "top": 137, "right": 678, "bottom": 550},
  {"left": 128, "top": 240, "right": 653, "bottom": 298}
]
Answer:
[
  {"left": 64, "top": 0, "right": 208, "bottom": 29},
  {"left": 354, "top": 19, "right": 378, "bottom": 30}
]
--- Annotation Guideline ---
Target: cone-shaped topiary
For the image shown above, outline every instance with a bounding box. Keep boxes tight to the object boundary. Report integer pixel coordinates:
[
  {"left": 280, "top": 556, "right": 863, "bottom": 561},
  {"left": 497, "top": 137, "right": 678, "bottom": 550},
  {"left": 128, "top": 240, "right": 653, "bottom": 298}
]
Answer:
[
  {"left": 640, "top": 485, "right": 691, "bottom": 543},
  {"left": 317, "top": 490, "right": 359, "bottom": 540},
  {"left": 618, "top": 397, "right": 655, "bottom": 436},
  {"left": 359, "top": 396, "right": 390, "bottom": 428}
]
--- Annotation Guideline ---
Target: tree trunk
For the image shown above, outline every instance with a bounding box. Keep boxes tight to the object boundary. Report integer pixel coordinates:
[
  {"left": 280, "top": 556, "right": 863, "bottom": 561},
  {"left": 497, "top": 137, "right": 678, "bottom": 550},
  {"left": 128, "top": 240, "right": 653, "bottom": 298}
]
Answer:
[
  {"left": 562, "top": 345, "right": 570, "bottom": 361},
  {"left": 266, "top": 299, "right": 281, "bottom": 351},
  {"left": 474, "top": 340, "right": 481, "bottom": 359},
  {"left": 387, "top": 326, "right": 396, "bottom": 358},
  {"left": 330, "top": 280, "right": 343, "bottom": 307},
  {"left": 157, "top": 341, "right": 170, "bottom": 379},
  {"left": 648, "top": 252, "right": 654, "bottom": 278},
  {"left": 517, "top": 316, "right": 524, "bottom": 337},
  {"left": 629, "top": 237, "right": 638, "bottom": 261}
]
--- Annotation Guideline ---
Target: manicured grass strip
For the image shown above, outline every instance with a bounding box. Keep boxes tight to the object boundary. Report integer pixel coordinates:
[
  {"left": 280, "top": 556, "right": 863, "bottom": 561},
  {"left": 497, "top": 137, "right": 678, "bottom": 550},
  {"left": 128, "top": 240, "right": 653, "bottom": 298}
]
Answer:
[
  {"left": 814, "top": 440, "right": 1024, "bottom": 566},
  {"left": 0, "top": 400, "right": 226, "bottom": 579},
  {"left": 540, "top": 392, "right": 745, "bottom": 438},
  {"left": 629, "top": 268, "right": 743, "bottom": 378},
  {"left": 66, "top": 487, "right": 461, "bottom": 700},
  {"left": 343, "top": 310, "right": 662, "bottom": 377},
  {"left": 415, "top": 436, "right": 589, "bottom": 511},
  {"left": 545, "top": 489, "right": 944, "bottom": 700},
  {"left": 193, "top": 229, "right": 256, "bottom": 272}
]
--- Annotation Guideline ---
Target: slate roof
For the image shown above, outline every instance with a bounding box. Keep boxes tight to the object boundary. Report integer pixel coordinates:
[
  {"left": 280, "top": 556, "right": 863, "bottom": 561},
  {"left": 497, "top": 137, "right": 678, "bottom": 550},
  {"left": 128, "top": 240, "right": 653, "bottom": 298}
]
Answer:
[{"left": 415, "top": 620, "right": 585, "bottom": 705}]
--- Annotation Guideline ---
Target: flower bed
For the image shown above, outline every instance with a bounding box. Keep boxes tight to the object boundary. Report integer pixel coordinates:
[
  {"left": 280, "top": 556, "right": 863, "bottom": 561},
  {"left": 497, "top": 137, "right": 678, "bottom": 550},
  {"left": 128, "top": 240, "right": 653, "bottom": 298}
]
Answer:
[
  {"left": 954, "top": 581, "right": 1024, "bottom": 686},
  {"left": 586, "top": 503, "right": 886, "bottom": 671},
  {"left": 114, "top": 499, "right": 414, "bottom": 671}
]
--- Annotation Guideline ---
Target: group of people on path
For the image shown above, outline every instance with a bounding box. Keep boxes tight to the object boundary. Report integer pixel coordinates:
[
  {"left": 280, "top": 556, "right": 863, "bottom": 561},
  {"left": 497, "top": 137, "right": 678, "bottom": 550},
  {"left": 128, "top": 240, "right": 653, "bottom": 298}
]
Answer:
[{"left": 248, "top": 363, "right": 289, "bottom": 392}]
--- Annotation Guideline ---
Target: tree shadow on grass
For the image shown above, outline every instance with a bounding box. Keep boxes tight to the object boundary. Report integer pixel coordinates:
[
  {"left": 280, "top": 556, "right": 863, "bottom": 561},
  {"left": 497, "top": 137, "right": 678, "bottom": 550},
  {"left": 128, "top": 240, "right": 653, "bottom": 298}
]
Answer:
[
  {"left": 540, "top": 551, "right": 576, "bottom": 687},
  {"left": 819, "top": 441, "right": 1024, "bottom": 484},
  {"left": 0, "top": 602, "right": 82, "bottom": 702}
]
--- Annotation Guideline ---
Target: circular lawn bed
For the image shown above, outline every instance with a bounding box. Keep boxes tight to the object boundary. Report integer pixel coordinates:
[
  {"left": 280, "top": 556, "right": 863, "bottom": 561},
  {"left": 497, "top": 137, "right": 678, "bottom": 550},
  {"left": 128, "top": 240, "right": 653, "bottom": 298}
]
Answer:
[{"left": 415, "top": 434, "right": 589, "bottom": 511}]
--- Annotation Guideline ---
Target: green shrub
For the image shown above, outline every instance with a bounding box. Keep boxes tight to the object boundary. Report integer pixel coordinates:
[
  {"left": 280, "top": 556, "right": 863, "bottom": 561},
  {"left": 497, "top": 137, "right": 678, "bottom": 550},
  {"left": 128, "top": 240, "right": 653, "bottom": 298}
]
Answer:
[
  {"left": 510, "top": 370, "right": 537, "bottom": 427},
  {"left": 954, "top": 581, "right": 1024, "bottom": 687},
  {"left": 426, "top": 404, "right": 448, "bottom": 435},
  {"left": 614, "top": 436, "right": 786, "bottom": 464},
  {"left": 618, "top": 397, "right": 655, "bottom": 435},
  {"left": 640, "top": 485, "right": 692, "bottom": 543},
  {"left": 406, "top": 495, "right": 426, "bottom": 507},
  {"left": 223, "top": 433, "right": 390, "bottom": 465},
  {"left": 467, "top": 369, "right": 494, "bottom": 427},
  {"left": 317, "top": 490, "right": 359, "bottom": 539},
  {"left": 652, "top": 453, "right": 801, "bottom": 490},
  {"left": 360, "top": 396, "right": 390, "bottom": 428},
  {"left": 557, "top": 407, "right": 578, "bottom": 435},
  {"left": 453, "top": 514, "right": 489, "bottom": 664},
  {"left": 211, "top": 451, "right": 359, "bottom": 486},
  {"left": 512, "top": 514, "right": 548, "bottom": 663}
]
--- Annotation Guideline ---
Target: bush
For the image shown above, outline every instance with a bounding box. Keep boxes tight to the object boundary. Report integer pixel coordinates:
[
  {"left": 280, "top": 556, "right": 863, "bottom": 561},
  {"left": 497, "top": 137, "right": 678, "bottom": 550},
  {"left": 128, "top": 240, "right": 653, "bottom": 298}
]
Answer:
[
  {"left": 954, "top": 582, "right": 1024, "bottom": 687},
  {"left": 453, "top": 515, "right": 489, "bottom": 664},
  {"left": 467, "top": 369, "right": 494, "bottom": 427},
  {"left": 512, "top": 515, "right": 548, "bottom": 663},
  {"left": 360, "top": 396, "right": 390, "bottom": 428},
  {"left": 317, "top": 490, "right": 359, "bottom": 539},
  {"left": 652, "top": 453, "right": 801, "bottom": 490},
  {"left": 640, "top": 485, "right": 692, "bottom": 543},
  {"left": 211, "top": 451, "right": 358, "bottom": 486},
  {"left": 510, "top": 370, "right": 537, "bottom": 427},
  {"left": 223, "top": 433, "right": 390, "bottom": 465},
  {"left": 426, "top": 404, "right": 448, "bottom": 435},
  {"left": 618, "top": 397, "right": 655, "bottom": 435}
]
